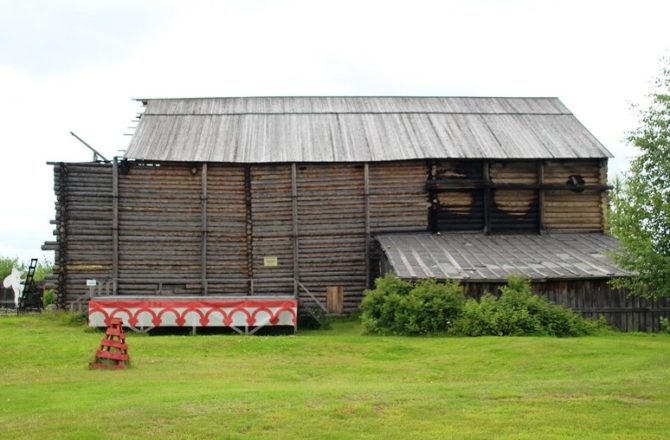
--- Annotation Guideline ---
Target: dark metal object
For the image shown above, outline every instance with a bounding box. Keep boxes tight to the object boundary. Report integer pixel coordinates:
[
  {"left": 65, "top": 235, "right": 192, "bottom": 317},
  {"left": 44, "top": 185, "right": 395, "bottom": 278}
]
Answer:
[
  {"left": 70, "top": 131, "right": 109, "bottom": 162},
  {"left": 17, "top": 258, "right": 43, "bottom": 314}
]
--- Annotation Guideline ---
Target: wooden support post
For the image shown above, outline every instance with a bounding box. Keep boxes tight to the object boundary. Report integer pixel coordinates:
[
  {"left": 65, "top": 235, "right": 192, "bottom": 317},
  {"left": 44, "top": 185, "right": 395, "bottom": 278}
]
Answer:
[
  {"left": 364, "top": 163, "right": 371, "bottom": 289},
  {"left": 600, "top": 158, "right": 609, "bottom": 232},
  {"left": 428, "top": 161, "right": 438, "bottom": 233},
  {"left": 201, "top": 163, "right": 208, "bottom": 296},
  {"left": 244, "top": 165, "right": 254, "bottom": 295},
  {"left": 112, "top": 158, "right": 119, "bottom": 295},
  {"left": 537, "top": 160, "right": 545, "bottom": 234},
  {"left": 483, "top": 161, "right": 491, "bottom": 234},
  {"left": 291, "top": 163, "right": 300, "bottom": 297}
]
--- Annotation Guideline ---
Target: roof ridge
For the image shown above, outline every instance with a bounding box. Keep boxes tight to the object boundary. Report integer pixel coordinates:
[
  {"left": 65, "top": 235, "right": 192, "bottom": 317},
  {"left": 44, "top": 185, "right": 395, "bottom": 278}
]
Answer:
[
  {"left": 135, "top": 95, "right": 562, "bottom": 101},
  {"left": 140, "top": 111, "right": 574, "bottom": 116}
]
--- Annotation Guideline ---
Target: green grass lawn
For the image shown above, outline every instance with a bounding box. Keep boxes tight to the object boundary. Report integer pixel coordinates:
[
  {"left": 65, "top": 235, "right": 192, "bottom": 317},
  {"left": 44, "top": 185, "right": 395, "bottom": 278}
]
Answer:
[{"left": 1, "top": 315, "right": 669, "bottom": 439}]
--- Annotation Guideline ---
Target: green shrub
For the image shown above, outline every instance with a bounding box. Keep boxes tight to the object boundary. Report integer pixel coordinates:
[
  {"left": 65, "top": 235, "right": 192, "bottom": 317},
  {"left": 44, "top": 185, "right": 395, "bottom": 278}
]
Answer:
[
  {"left": 360, "top": 274, "right": 464, "bottom": 335},
  {"left": 0, "top": 256, "right": 53, "bottom": 282},
  {"left": 659, "top": 317, "right": 670, "bottom": 333},
  {"left": 0, "top": 257, "right": 24, "bottom": 280},
  {"left": 34, "top": 258, "right": 53, "bottom": 282},
  {"left": 450, "top": 276, "right": 600, "bottom": 337},
  {"left": 43, "top": 289, "right": 55, "bottom": 307},
  {"left": 362, "top": 275, "right": 604, "bottom": 337},
  {"left": 449, "top": 295, "right": 501, "bottom": 336},
  {"left": 360, "top": 275, "right": 412, "bottom": 334}
]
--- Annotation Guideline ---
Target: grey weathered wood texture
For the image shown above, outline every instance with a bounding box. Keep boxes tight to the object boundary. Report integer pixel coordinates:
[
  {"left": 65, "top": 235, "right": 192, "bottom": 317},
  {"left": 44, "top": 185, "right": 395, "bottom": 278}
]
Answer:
[
  {"left": 46, "top": 157, "right": 657, "bottom": 330},
  {"left": 127, "top": 97, "right": 613, "bottom": 163},
  {"left": 47, "top": 160, "right": 427, "bottom": 312},
  {"left": 462, "top": 280, "right": 670, "bottom": 332}
]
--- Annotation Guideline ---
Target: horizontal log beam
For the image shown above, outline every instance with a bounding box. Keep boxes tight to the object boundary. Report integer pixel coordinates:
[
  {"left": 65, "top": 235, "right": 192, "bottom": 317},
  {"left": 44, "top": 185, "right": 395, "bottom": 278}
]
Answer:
[{"left": 427, "top": 180, "right": 612, "bottom": 191}]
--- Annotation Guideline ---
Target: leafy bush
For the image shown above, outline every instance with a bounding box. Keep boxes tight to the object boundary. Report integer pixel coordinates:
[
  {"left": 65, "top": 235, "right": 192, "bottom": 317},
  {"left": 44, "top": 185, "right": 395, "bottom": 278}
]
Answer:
[
  {"left": 0, "top": 256, "right": 53, "bottom": 282},
  {"left": 450, "top": 277, "right": 601, "bottom": 337},
  {"left": 34, "top": 257, "right": 53, "bottom": 282},
  {"left": 362, "top": 275, "right": 604, "bottom": 337},
  {"left": 43, "top": 289, "right": 55, "bottom": 307},
  {"left": 659, "top": 317, "right": 670, "bottom": 334},
  {"left": 361, "top": 274, "right": 465, "bottom": 335},
  {"left": 0, "top": 257, "right": 24, "bottom": 280}
]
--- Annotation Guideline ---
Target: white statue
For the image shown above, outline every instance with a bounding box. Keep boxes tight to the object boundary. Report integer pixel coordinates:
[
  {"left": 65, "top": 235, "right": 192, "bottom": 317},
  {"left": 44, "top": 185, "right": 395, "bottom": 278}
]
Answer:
[{"left": 3, "top": 267, "right": 24, "bottom": 308}]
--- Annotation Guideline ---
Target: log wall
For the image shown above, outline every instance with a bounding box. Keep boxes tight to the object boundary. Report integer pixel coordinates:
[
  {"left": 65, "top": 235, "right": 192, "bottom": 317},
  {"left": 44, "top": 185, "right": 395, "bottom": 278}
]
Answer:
[
  {"left": 53, "top": 163, "right": 113, "bottom": 302},
  {"left": 206, "top": 165, "right": 247, "bottom": 294},
  {"left": 118, "top": 164, "right": 201, "bottom": 295},
  {"left": 429, "top": 159, "right": 607, "bottom": 233},
  {"left": 543, "top": 160, "right": 604, "bottom": 231},
  {"left": 47, "top": 158, "right": 609, "bottom": 314},
  {"left": 489, "top": 161, "right": 539, "bottom": 232},
  {"left": 434, "top": 160, "right": 485, "bottom": 231}
]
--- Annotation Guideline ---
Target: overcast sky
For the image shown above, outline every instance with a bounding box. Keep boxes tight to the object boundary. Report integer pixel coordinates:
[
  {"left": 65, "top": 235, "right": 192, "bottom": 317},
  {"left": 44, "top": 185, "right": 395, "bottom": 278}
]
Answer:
[{"left": 1, "top": 0, "right": 668, "bottom": 262}]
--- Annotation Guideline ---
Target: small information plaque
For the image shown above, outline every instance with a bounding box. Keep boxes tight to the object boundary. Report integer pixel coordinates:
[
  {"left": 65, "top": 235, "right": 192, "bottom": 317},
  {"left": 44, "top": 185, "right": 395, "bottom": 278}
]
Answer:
[
  {"left": 263, "top": 256, "right": 278, "bottom": 267},
  {"left": 86, "top": 279, "right": 97, "bottom": 287}
]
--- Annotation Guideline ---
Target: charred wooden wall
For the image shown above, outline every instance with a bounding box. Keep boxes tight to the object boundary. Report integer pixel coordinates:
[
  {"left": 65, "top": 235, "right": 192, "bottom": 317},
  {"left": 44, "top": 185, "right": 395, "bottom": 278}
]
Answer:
[
  {"left": 429, "top": 159, "right": 608, "bottom": 233},
  {"left": 463, "top": 280, "right": 670, "bottom": 332}
]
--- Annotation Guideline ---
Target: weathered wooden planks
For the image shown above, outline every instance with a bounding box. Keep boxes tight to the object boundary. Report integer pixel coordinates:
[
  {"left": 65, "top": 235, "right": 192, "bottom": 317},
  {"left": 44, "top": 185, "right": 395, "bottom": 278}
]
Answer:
[
  {"left": 544, "top": 160, "right": 603, "bottom": 231},
  {"left": 206, "top": 165, "right": 247, "bottom": 294},
  {"left": 463, "top": 280, "right": 670, "bottom": 332},
  {"left": 50, "top": 158, "right": 610, "bottom": 313}
]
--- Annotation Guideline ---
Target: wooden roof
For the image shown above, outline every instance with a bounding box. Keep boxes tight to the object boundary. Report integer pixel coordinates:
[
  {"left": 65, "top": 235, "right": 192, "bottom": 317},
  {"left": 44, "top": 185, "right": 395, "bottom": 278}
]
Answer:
[
  {"left": 376, "top": 232, "right": 630, "bottom": 282},
  {"left": 126, "top": 96, "right": 612, "bottom": 163}
]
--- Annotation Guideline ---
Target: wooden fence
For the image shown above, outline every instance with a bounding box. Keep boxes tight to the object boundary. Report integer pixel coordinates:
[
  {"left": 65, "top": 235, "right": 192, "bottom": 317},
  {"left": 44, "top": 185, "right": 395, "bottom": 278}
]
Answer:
[{"left": 463, "top": 280, "right": 670, "bottom": 332}]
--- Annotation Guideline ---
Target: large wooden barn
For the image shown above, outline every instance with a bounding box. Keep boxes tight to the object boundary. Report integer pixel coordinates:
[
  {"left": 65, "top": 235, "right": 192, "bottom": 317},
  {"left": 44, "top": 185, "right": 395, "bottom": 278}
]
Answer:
[{"left": 44, "top": 97, "right": 669, "bottom": 331}]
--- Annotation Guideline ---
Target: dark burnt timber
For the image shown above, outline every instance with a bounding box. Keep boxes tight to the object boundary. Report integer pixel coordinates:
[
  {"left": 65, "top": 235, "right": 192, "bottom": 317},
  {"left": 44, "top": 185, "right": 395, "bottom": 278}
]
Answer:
[{"left": 427, "top": 181, "right": 612, "bottom": 191}]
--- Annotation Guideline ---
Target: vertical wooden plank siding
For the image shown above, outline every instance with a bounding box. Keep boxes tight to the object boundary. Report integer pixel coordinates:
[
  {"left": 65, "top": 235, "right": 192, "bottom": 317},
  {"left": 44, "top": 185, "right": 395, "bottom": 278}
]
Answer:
[
  {"left": 112, "top": 158, "right": 119, "bottom": 294},
  {"left": 461, "top": 280, "right": 670, "bottom": 332},
  {"left": 201, "top": 163, "right": 208, "bottom": 295},
  {"left": 291, "top": 163, "right": 299, "bottom": 296}
]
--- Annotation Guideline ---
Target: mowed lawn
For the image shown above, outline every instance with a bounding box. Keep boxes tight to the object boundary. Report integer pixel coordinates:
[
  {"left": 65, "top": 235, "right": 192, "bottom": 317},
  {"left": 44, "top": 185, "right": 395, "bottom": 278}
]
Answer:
[{"left": 1, "top": 315, "right": 669, "bottom": 439}]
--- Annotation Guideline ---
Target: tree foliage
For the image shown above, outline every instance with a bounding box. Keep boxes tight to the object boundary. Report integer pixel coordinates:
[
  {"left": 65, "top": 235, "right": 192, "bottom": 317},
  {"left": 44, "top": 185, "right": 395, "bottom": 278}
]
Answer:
[
  {"left": 0, "top": 256, "right": 53, "bottom": 283},
  {"left": 610, "top": 60, "right": 670, "bottom": 298}
]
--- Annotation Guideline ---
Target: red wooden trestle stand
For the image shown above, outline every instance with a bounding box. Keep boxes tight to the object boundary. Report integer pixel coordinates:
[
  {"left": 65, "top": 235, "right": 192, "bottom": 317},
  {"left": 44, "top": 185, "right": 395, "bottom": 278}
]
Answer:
[{"left": 89, "top": 318, "right": 130, "bottom": 369}]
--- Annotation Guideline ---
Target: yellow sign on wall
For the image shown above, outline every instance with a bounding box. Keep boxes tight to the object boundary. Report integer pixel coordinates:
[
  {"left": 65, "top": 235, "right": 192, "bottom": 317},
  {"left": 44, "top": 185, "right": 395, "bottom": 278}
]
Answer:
[{"left": 263, "top": 256, "right": 278, "bottom": 267}]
